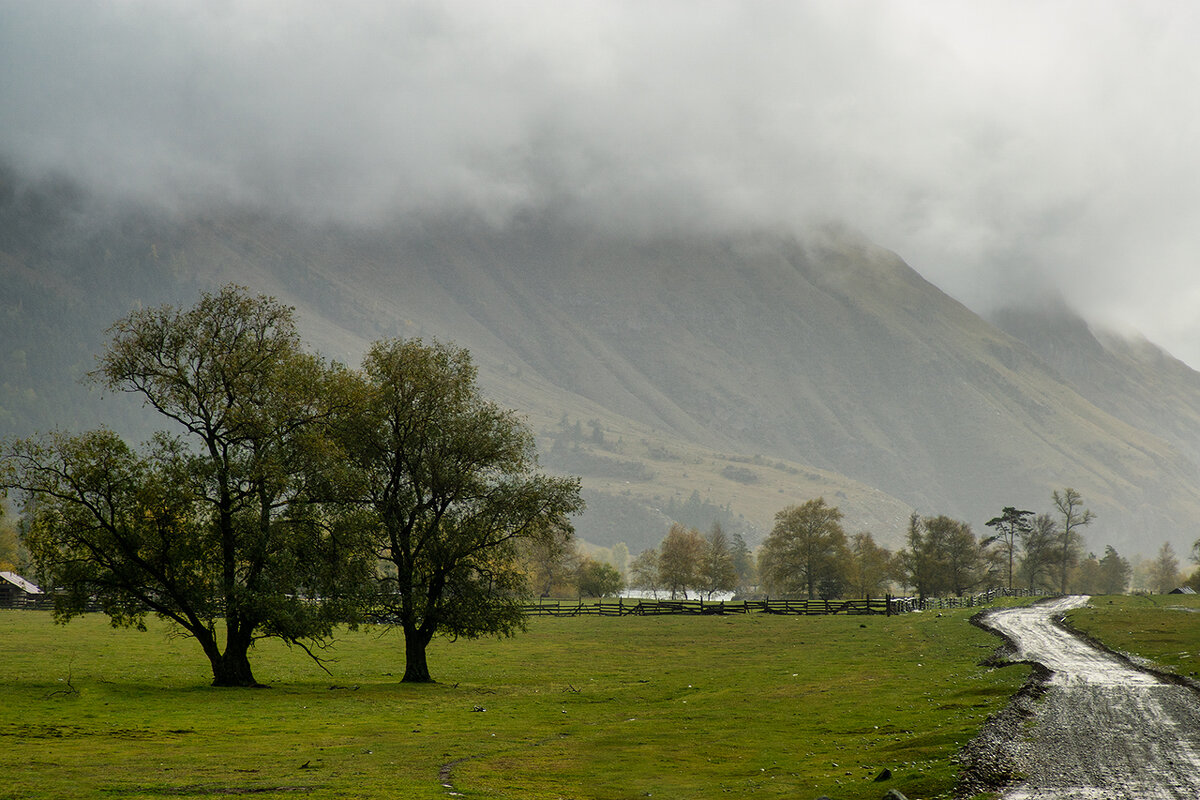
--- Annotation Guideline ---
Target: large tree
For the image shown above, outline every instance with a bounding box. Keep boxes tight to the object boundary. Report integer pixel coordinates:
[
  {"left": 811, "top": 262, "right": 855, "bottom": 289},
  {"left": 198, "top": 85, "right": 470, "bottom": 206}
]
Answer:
[
  {"left": 758, "top": 498, "right": 849, "bottom": 599},
  {"left": 1051, "top": 488, "right": 1094, "bottom": 593},
  {"left": 341, "top": 338, "right": 582, "bottom": 683},
  {"left": 984, "top": 506, "right": 1034, "bottom": 590},
  {"left": 2, "top": 287, "right": 368, "bottom": 686}
]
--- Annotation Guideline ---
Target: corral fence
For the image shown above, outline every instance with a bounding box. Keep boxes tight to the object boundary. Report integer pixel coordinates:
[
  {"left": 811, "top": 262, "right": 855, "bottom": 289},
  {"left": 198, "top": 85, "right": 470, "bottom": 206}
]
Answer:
[{"left": 522, "top": 587, "right": 1045, "bottom": 618}]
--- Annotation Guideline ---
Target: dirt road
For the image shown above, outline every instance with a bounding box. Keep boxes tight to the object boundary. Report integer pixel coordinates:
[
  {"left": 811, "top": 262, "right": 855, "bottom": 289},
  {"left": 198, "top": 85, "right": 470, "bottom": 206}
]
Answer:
[{"left": 975, "top": 596, "right": 1200, "bottom": 799}]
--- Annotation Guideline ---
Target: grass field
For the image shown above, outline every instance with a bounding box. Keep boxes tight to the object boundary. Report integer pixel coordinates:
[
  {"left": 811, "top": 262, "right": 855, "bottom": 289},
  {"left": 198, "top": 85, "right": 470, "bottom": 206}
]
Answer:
[
  {"left": 1065, "top": 593, "right": 1200, "bottom": 678},
  {"left": 0, "top": 607, "right": 1032, "bottom": 800}
]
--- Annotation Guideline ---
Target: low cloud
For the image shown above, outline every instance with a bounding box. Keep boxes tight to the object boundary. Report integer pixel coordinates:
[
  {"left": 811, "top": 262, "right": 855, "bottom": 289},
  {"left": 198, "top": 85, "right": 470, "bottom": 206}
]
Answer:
[{"left": 5, "top": 1, "right": 1200, "bottom": 361}]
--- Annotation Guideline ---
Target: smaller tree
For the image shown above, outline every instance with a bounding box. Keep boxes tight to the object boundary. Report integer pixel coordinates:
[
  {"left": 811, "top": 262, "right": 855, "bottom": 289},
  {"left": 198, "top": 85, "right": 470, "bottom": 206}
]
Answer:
[
  {"left": 1071, "top": 552, "right": 1104, "bottom": 594},
  {"left": 758, "top": 498, "right": 849, "bottom": 599},
  {"left": 847, "top": 531, "right": 892, "bottom": 598},
  {"left": 931, "top": 515, "right": 983, "bottom": 597},
  {"left": 521, "top": 527, "right": 580, "bottom": 597},
  {"left": 628, "top": 548, "right": 661, "bottom": 596},
  {"left": 1098, "top": 545, "right": 1132, "bottom": 595},
  {"left": 983, "top": 507, "right": 1034, "bottom": 590},
  {"left": 726, "top": 532, "right": 756, "bottom": 593},
  {"left": 699, "top": 523, "right": 738, "bottom": 599},
  {"left": 658, "top": 524, "right": 704, "bottom": 599},
  {"left": 576, "top": 558, "right": 624, "bottom": 597},
  {"left": 1018, "top": 513, "right": 1058, "bottom": 592},
  {"left": 1146, "top": 542, "right": 1181, "bottom": 594},
  {"left": 1052, "top": 488, "right": 1094, "bottom": 594}
]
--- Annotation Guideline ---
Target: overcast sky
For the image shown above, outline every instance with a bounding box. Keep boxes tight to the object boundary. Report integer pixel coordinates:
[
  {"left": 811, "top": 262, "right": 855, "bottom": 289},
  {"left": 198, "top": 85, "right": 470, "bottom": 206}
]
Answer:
[{"left": 5, "top": 1, "right": 1200, "bottom": 363}]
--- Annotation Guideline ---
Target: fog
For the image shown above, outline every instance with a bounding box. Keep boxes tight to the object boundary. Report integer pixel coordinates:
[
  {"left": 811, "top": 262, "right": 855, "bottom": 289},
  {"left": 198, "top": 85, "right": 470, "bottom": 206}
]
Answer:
[{"left": 5, "top": 1, "right": 1200, "bottom": 362}]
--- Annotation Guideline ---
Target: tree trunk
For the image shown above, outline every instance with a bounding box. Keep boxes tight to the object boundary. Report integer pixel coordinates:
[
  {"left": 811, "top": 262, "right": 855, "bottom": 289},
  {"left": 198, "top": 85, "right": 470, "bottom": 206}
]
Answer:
[
  {"left": 209, "top": 625, "right": 260, "bottom": 687},
  {"left": 211, "top": 646, "right": 259, "bottom": 687},
  {"left": 402, "top": 626, "right": 434, "bottom": 683}
]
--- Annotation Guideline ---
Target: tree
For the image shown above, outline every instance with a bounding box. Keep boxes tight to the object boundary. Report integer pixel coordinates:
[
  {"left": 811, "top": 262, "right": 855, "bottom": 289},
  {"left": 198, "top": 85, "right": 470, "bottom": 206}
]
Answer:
[
  {"left": 730, "top": 531, "right": 757, "bottom": 593},
  {"left": 699, "top": 523, "right": 737, "bottom": 599},
  {"left": 1018, "top": 513, "right": 1058, "bottom": 592},
  {"left": 577, "top": 558, "right": 624, "bottom": 597},
  {"left": 340, "top": 338, "right": 582, "bottom": 683},
  {"left": 658, "top": 523, "right": 704, "bottom": 599},
  {"left": 1098, "top": 545, "right": 1132, "bottom": 595},
  {"left": 628, "top": 548, "right": 661, "bottom": 596},
  {"left": 1147, "top": 542, "right": 1181, "bottom": 594},
  {"left": 0, "top": 500, "right": 21, "bottom": 571},
  {"left": 929, "top": 515, "right": 984, "bottom": 597},
  {"left": 520, "top": 525, "right": 579, "bottom": 597},
  {"left": 1051, "top": 488, "right": 1094, "bottom": 593},
  {"left": 1071, "top": 552, "right": 1104, "bottom": 594},
  {"left": 895, "top": 513, "right": 983, "bottom": 598},
  {"left": 758, "top": 498, "right": 849, "bottom": 599},
  {"left": 984, "top": 507, "right": 1034, "bottom": 590},
  {"left": 2, "top": 287, "right": 368, "bottom": 686},
  {"left": 610, "top": 542, "right": 630, "bottom": 577},
  {"left": 847, "top": 531, "right": 892, "bottom": 599}
]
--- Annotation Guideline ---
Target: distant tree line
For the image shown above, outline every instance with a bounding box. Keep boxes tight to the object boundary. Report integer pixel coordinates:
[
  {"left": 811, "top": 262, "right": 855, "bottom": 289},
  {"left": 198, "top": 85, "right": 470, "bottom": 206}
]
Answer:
[
  {"left": 627, "top": 523, "right": 756, "bottom": 599},
  {"left": 620, "top": 489, "right": 1154, "bottom": 602}
]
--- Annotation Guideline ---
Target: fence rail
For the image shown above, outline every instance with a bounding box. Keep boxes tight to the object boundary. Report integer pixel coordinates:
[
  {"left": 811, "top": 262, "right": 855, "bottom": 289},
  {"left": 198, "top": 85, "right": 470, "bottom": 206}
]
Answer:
[
  {"left": 521, "top": 587, "right": 1044, "bottom": 618},
  {"left": 0, "top": 587, "right": 1044, "bottom": 615}
]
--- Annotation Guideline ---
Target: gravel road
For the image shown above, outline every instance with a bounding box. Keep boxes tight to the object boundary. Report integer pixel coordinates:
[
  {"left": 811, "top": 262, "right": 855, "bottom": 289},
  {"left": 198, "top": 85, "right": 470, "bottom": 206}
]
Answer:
[{"left": 973, "top": 596, "right": 1200, "bottom": 799}]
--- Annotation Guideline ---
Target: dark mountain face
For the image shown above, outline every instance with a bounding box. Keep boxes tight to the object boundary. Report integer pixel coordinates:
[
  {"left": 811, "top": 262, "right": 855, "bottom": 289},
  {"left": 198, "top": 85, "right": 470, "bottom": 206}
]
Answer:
[{"left": 4, "top": 170, "right": 1200, "bottom": 555}]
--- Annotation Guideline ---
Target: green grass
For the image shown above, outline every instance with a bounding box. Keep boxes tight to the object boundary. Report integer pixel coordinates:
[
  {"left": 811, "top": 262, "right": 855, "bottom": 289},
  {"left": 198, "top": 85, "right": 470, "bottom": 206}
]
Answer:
[
  {"left": 0, "top": 608, "right": 1030, "bottom": 800},
  {"left": 1065, "top": 593, "right": 1200, "bottom": 678}
]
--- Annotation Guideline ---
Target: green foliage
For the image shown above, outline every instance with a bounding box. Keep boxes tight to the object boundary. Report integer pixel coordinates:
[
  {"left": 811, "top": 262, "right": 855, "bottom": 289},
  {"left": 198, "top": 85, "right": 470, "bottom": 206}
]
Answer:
[
  {"left": 758, "top": 498, "right": 850, "bottom": 599},
  {"left": 576, "top": 557, "right": 624, "bottom": 597},
  {"left": 1145, "top": 542, "right": 1182, "bottom": 594},
  {"left": 699, "top": 523, "right": 737, "bottom": 598},
  {"left": 984, "top": 506, "right": 1034, "bottom": 590},
  {"left": 657, "top": 523, "right": 704, "bottom": 599},
  {"left": 0, "top": 499, "right": 22, "bottom": 571},
  {"left": 2, "top": 286, "right": 373, "bottom": 686},
  {"left": 341, "top": 338, "right": 584, "bottom": 682},
  {"left": 1018, "top": 513, "right": 1058, "bottom": 592},
  {"left": 1051, "top": 487, "right": 1094, "bottom": 594},
  {"left": 730, "top": 531, "right": 757, "bottom": 592},
  {"left": 896, "top": 513, "right": 988, "bottom": 599},
  {"left": 847, "top": 531, "right": 892, "bottom": 598},
  {"left": 1098, "top": 545, "right": 1133, "bottom": 594},
  {"left": 627, "top": 546, "right": 661, "bottom": 594}
]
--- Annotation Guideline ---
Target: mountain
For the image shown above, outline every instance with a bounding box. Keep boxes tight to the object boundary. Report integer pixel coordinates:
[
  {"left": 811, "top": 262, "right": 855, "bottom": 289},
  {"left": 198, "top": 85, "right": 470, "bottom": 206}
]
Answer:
[{"left": 4, "top": 165, "right": 1199, "bottom": 556}]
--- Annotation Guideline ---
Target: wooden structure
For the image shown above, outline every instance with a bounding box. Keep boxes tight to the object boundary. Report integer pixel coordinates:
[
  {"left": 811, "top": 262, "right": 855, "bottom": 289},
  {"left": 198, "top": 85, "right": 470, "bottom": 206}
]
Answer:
[{"left": 0, "top": 571, "right": 44, "bottom": 609}]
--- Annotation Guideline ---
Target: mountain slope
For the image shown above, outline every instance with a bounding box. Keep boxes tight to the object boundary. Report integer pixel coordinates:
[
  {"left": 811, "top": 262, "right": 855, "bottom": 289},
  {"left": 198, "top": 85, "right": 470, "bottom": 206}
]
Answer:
[{"left": 4, "top": 170, "right": 1199, "bottom": 554}]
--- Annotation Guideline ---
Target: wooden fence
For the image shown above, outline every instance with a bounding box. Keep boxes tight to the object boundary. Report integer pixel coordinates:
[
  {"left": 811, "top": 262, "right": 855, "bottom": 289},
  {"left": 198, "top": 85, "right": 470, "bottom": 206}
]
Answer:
[{"left": 521, "top": 587, "right": 1043, "bottom": 618}]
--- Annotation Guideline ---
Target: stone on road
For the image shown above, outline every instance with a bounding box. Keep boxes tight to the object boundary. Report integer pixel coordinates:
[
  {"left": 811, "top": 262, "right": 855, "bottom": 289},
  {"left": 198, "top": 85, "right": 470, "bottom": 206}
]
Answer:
[{"left": 979, "top": 595, "right": 1200, "bottom": 800}]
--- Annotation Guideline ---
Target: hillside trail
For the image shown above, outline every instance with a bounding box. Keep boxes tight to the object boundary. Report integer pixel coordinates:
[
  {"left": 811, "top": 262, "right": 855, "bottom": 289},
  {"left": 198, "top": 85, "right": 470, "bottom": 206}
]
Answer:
[{"left": 976, "top": 595, "right": 1200, "bottom": 799}]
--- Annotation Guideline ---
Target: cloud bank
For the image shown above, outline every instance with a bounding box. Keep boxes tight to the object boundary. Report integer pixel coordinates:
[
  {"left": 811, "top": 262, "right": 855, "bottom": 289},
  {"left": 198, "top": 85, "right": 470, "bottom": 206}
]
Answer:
[{"left": 5, "top": 1, "right": 1200, "bottom": 361}]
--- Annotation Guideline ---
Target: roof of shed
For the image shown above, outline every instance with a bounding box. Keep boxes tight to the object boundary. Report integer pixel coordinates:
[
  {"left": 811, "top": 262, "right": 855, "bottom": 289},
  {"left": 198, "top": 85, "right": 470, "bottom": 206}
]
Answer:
[{"left": 0, "top": 571, "right": 43, "bottom": 594}]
